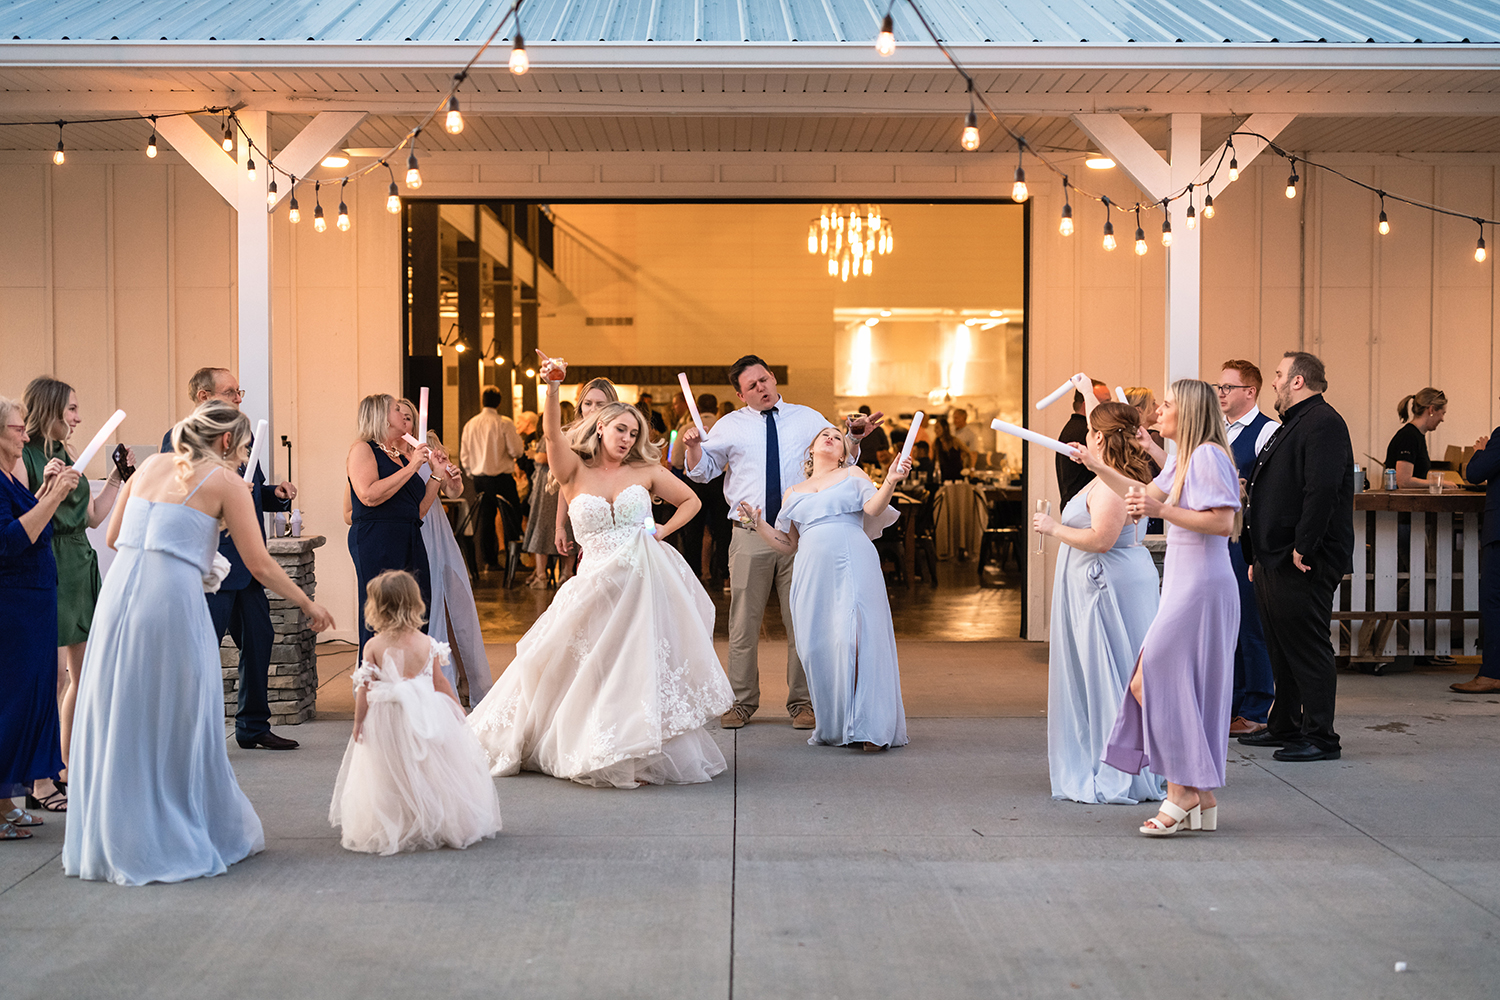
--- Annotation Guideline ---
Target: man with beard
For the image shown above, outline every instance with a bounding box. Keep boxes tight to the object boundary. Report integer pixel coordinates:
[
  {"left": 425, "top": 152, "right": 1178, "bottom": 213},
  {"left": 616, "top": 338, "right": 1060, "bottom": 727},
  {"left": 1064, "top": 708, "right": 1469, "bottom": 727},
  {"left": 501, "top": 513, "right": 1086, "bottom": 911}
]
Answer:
[{"left": 1239, "top": 352, "right": 1354, "bottom": 762}]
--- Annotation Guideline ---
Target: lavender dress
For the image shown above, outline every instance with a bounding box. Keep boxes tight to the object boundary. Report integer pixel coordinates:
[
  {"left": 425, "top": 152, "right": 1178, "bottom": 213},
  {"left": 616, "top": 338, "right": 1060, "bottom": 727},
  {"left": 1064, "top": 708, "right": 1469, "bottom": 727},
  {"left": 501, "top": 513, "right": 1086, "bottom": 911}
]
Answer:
[{"left": 1104, "top": 446, "right": 1241, "bottom": 790}]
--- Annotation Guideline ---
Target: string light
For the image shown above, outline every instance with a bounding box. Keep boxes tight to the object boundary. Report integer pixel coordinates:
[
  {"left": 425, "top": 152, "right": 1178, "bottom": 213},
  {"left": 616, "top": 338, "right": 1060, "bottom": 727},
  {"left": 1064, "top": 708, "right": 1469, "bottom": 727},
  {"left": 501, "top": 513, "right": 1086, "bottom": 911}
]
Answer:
[
  {"left": 1059, "top": 177, "right": 1074, "bottom": 237},
  {"left": 246, "top": 154, "right": 256, "bottom": 183},
  {"left": 266, "top": 176, "right": 278, "bottom": 209},
  {"left": 1011, "top": 139, "right": 1029, "bottom": 203},
  {"left": 1161, "top": 199, "right": 1173, "bottom": 247},
  {"left": 383, "top": 160, "right": 401, "bottom": 214},
  {"left": 1202, "top": 186, "right": 1215, "bottom": 220},
  {"left": 445, "top": 91, "right": 464, "bottom": 135},
  {"left": 52, "top": 122, "right": 64, "bottom": 165},
  {"left": 287, "top": 180, "right": 300, "bottom": 224},
  {"left": 313, "top": 181, "right": 326, "bottom": 232},
  {"left": 1134, "top": 206, "right": 1148, "bottom": 256},
  {"left": 960, "top": 81, "right": 979, "bottom": 152},
  {"left": 1378, "top": 193, "right": 1390, "bottom": 235},
  {"left": 1478, "top": 221, "right": 1488, "bottom": 263},
  {"left": 221, "top": 116, "right": 234, "bottom": 153},
  {"left": 1286, "top": 158, "right": 1299, "bottom": 199},
  {"left": 1185, "top": 184, "right": 1196, "bottom": 229},
  {"left": 1102, "top": 198, "right": 1116, "bottom": 251},
  {"left": 1227, "top": 139, "right": 1239, "bottom": 183},
  {"left": 510, "top": 33, "right": 530, "bottom": 75},
  {"left": 406, "top": 130, "right": 423, "bottom": 189},
  {"left": 337, "top": 179, "right": 350, "bottom": 232},
  {"left": 146, "top": 116, "right": 158, "bottom": 158},
  {"left": 876, "top": 13, "right": 896, "bottom": 56}
]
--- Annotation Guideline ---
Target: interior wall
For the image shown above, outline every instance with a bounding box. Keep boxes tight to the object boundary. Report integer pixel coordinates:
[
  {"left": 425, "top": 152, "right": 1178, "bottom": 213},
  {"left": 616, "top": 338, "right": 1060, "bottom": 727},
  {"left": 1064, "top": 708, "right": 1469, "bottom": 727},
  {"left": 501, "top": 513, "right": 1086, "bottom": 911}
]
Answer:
[{"left": 2, "top": 147, "right": 1495, "bottom": 645}]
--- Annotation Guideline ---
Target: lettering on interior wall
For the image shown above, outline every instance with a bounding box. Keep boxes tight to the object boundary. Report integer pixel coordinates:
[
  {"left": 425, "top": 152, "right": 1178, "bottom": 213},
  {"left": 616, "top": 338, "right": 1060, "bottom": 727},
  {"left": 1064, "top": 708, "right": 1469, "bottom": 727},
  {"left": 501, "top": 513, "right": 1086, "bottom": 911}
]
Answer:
[{"left": 584, "top": 316, "right": 635, "bottom": 326}]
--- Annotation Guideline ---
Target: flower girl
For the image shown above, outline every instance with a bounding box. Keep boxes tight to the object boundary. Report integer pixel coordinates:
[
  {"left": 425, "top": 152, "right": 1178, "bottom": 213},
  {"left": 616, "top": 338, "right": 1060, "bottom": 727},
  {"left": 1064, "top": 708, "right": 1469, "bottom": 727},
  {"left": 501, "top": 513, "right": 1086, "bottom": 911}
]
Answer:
[{"left": 329, "top": 570, "right": 502, "bottom": 854}]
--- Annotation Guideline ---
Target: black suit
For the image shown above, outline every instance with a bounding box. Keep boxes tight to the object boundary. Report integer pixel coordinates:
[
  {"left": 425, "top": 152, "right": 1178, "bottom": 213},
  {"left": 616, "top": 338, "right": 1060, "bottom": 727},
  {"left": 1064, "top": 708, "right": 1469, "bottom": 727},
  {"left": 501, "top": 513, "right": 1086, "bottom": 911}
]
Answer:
[
  {"left": 1056, "top": 412, "right": 1094, "bottom": 508},
  {"left": 1462, "top": 433, "right": 1500, "bottom": 680},
  {"left": 1244, "top": 394, "right": 1354, "bottom": 752}
]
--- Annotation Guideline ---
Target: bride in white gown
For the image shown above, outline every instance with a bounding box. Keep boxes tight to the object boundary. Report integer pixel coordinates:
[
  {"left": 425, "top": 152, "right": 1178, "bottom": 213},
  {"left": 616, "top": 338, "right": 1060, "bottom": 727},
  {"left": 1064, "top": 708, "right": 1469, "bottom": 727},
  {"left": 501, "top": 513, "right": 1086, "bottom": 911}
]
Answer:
[{"left": 467, "top": 351, "right": 734, "bottom": 788}]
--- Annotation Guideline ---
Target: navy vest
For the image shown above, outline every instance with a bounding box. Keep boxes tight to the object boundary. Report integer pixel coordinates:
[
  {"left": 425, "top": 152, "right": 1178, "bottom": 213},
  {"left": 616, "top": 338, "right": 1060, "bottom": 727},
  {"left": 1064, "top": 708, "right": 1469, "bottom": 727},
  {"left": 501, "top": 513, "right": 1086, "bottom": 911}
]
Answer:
[{"left": 1229, "top": 410, "right": 1273, "bottom": 479}]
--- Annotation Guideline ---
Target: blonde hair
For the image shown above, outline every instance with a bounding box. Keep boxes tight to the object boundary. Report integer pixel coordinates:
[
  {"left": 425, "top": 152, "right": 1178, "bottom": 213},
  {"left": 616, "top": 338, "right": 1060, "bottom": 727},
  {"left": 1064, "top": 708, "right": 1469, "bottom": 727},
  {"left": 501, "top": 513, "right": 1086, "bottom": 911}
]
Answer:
[
  {"left": 22, "top": 376, "right": 72, "bottom": 443},
  {"left": 1163, "top": 379, "right": 1239, "bottom": 537},
  {"left": 1398, "top": 387, "right": 1446, "bottom": 422},
  {"left": 568, "top": 401, "right": 660, "bottom": 466},
  {"left": 801, "top": 426, "right": 847, "bottom": 478},
  {"left": 1124, "top": 387, "right": 1155, "bottom": 419},
  {"left": 1088, "top": 402, "right": 1153, "bottom": 484},
  {"left": 0, "top": 395, "right": 22, "bottom": 437},
  {"left": 363, "top": 569, "right": 427, "bottom": 634},
  {"left": 576, "top": 377, "right": 619, "bottom": 416},
  {"left": 356, "top": 393, "right": 397, "bottom": 444},
  {"left": 170, "top": 401, "right": 251, "bottom": 492}
]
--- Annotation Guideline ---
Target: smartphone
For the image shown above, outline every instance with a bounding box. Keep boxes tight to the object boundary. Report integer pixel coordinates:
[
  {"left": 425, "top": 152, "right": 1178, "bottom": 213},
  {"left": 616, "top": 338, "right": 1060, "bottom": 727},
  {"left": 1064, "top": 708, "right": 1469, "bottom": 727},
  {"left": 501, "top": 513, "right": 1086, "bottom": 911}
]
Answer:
[{"left": 111, "top": 443, "right": 136, "bottom": 482}]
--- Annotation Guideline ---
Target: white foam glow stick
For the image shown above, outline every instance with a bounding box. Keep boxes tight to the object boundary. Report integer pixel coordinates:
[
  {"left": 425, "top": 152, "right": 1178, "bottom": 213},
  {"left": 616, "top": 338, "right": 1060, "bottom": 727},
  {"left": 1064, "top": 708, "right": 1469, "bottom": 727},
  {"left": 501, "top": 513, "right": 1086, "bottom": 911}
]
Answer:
[
  {"left": 402, "top": 434, "right": 424, "bottom": 450},
  {"left": 677, "top": 372, "right": 706, "bottom": 437},
  {"left": 1036, "top": 372, "right": 1086, "bottom": 410},
  {"left": 417, "top": 387, "right": 429, "bottom": 442},
  {"left": 241, "top": 420, "right": 268, "bottom": 482},
  {"left": 992, "top": 418, "right": 1077, "bottom": 457},
  {"left": 898, "top": 411, "right": 925, "bottom": 464},
  {"left": 1115, "top": 386, "right": 1128, "bottom": 403},
  {"left": 70, "top": 409, "right": 127, "bottom": 473}
]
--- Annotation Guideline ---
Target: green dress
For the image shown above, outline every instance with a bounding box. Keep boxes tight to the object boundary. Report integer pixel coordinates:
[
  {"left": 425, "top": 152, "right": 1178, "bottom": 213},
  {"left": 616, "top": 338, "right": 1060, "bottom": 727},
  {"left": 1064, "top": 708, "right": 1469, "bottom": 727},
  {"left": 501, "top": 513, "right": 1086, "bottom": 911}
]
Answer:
[{"left": 23, "top": 440, "right": 101, "bottom": 646}]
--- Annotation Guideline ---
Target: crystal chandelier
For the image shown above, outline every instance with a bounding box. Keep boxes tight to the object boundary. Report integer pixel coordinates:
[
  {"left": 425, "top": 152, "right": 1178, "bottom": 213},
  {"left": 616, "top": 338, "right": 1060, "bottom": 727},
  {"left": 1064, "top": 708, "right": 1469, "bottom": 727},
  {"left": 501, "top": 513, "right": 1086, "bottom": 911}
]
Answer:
[{"left": 807, "top": 204, "right": 894, "bottom": 281}]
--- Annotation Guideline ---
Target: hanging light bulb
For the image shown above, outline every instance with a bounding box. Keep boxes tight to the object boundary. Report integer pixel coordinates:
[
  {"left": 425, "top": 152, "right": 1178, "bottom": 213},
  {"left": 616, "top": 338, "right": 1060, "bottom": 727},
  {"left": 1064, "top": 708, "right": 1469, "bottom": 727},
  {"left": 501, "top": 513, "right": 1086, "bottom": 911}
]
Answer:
[
  {"left": 1203, "top": 188, "right": 1216, "bottom": 220},
  {"left": 387, "top": 181, "right": 401, "bottom": 214},
  {"left": 1161, "top": 200, "right": 1173, "bottom": 247},
  {"left": 808, "top": 224, "right": 818, "bottom": 254},
  {"left": 1477, "top": 222, "right": 1488, "bottom": 263},
  {"left": 406, "top": 136, "right": 423, "bottom": 189},
  {"left": 1227, "top": 140, "right": 1239, "bottom": 183},
  {"left": 876, "top": 13, "right": 896, "bottom": 56},
  {"left": 246, "top": 155, "right": 256, "bottom": 183},
  {"left": 1103, "top": 221, "right": 1116, "bottom": 251},
  {"left": 1285, "top": 158, "right": 1299, "bottom": 199},
  {"left": 1185, "top": 184, "right": 1196, "bottom": 229},
  {"left": 961, "top": 109, "right": 979, "bottom": 152},
  {"left": 146, "top": 117, "right": 158, "bottom": 158},
  {"left": 222, "top": 117, "right": 234, "bottom": 153},
  {"left": 288, "top": 183, "right": 301, "bottom": 224},
  {"left": 828, "top": 257, "right": 838, "bottom": 276},
  {"left": 1012, "top": 141, "right": 1028, "bottom": 202},
  {"left": 313, "top": 181, "right": 326, "bottom": 232},
  {"left": 510, "top": 34, "right": 530, "bottom": 75},
  {"left": 863, "top": 256, "right": 873, "bottom": 276},
  {"left": 1059, "top": 179, "right": 1074, "bottom": 236},
  {"left": 267, "top": 176, "right": 278, "bottom": 208},
  {"left": 1134, "top": 208, "right": 1147, "bottom": 256},
  {"left": 337, "top": 180, "right": 350, "bottom": 232},
  {"left": 1378, "top": 194, "right": 1390, "bottom": 235},
  {"left": 445, "top": 93, "right": 464, "bottom": 135}
]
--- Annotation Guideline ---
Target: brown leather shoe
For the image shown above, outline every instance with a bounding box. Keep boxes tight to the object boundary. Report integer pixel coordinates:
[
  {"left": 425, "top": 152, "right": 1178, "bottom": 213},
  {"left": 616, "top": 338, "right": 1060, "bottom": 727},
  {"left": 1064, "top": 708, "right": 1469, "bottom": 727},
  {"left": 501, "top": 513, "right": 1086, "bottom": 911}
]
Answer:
[
  {"left": 720, "top": 705, "right": 753, "bottom": 729},
  {"left": 1228, "top": 716, "right": 1267, "bottom": 737},
  {"left": 1450, "top": 676, "right": 1500, "bottom": 694},
  {"left": 791, "top": 708, "right": 816, "bottom": 730}
]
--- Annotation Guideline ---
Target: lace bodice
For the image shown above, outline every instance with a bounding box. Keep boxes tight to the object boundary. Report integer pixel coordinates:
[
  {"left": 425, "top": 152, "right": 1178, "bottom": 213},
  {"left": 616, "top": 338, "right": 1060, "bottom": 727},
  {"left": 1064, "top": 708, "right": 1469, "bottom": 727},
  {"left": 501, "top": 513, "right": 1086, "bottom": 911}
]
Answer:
[{"left": 567, "top": 483, "right": 656, "bottom": 560}]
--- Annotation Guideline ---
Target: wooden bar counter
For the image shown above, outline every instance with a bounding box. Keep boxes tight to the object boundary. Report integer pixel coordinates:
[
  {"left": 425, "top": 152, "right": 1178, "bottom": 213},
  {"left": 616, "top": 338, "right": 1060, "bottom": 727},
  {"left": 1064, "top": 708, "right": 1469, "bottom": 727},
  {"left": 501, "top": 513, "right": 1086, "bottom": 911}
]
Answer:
[{"left": 1339, "top": 489, "right": 1483, "bottom": 664}]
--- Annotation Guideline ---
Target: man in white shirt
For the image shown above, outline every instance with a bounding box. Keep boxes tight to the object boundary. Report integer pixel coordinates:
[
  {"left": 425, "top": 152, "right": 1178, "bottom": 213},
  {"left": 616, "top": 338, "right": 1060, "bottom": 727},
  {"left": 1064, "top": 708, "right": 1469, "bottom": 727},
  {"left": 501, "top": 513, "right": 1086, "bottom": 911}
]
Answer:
[
  {"left": 461, "top": 387, "right": 524, "bottom": 581},
  {"left": 951, "top": 407, "right": 981, "bottom": 464},
  {"left": 683, "top": 356, "right": 880, "bottom": 730},
  {"left": 1218, "top": 359, "right": 1279, "bottom": 737}
]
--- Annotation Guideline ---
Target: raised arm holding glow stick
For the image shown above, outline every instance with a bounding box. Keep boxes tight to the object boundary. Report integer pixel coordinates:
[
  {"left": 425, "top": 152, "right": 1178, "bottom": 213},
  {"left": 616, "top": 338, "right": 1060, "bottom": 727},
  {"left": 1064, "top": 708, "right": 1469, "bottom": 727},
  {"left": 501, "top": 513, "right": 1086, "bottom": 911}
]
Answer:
[
  {"left": 677, "top": 372, "right": 706, "bottom": 437},
  {"left": 898, "top": 411, "right": 925, "bottom": 464},
  {"left": 1036, "top": 373, "right": 1086, "bottom": 410},
  {"left": 242, "top": 419, "right": 269, "bottom": 482},
  {"left": 70, "top": 409, "right": 127, "bottom": 473},
  {"left": 991, "top": 418, "right": 1077, "bottom": 457}
]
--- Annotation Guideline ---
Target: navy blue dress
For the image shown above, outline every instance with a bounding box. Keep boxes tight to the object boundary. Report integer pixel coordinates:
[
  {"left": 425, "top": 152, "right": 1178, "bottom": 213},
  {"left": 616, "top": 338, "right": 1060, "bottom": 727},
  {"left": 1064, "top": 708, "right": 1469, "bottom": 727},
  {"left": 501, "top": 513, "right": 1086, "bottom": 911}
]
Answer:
[
  {"left": 0, "top": 469, "right": 63, "bottom": 796},
  {"left": 351, "top": 441, "right": 430, "bottom": 650}
]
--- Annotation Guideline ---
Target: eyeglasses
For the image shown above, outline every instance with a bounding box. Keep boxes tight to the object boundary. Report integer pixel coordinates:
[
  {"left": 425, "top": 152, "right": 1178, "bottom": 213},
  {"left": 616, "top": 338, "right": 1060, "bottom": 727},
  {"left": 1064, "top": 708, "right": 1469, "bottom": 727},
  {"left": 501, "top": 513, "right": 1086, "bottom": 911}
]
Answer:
[
  {"left": 220, "top": 388, "right": 246, "bottom": 401},
  {"left": 4, "top": 423, "right": 25, "bottom": 432},
  {"left": 1212, "top": 384, "right": 1250, "bottom": 395}
]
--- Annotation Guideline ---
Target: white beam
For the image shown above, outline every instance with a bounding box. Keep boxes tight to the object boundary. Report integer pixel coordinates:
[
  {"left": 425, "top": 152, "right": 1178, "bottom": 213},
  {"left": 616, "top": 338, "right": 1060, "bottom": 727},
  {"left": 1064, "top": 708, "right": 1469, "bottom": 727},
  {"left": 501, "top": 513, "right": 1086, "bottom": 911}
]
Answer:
[
  {"left": 147, "top": 112, "right": 237, "bottom": 204},
  {"left": 1190, "top": 112, "right": 1296, "bottom": 187},
  {"left": 267, "top": 111, "right": 367, "bottom": 208},
  {"left": 1071, "top": 113, "right": 1171, "bottom": 201},
  {"left": 1166, "top": 114, "right": 1203, "bottom": 385},
  {"left": 235, "top": 111, "right": 274, "bottom": 456}
]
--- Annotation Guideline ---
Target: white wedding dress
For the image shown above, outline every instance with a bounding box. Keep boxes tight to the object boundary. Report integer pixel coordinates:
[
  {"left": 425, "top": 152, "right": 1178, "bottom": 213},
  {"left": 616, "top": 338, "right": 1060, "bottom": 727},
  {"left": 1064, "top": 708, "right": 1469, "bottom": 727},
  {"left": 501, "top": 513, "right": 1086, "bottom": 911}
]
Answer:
[{"left": 467, "top": 484, "right": 734, "bottom": 788}]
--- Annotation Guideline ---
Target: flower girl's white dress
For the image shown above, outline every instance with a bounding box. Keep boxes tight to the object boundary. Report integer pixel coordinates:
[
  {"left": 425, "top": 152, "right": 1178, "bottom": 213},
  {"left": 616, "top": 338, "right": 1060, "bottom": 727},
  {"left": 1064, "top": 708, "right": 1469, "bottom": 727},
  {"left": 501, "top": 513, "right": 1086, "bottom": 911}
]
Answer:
[
  {"left": 329, "top": 637, "right": 502, "bottom": 854},
  {"left": 467, "top": 484, "right": 734, "bottom": 788}
]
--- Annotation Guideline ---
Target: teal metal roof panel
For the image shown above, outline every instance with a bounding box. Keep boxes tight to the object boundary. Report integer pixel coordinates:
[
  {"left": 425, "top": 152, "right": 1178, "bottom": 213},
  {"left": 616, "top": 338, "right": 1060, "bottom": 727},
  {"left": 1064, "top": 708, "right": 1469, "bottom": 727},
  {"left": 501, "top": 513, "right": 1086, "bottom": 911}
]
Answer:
[{"left": 1, "top": 0, "right": 1497, "bottom": 44}]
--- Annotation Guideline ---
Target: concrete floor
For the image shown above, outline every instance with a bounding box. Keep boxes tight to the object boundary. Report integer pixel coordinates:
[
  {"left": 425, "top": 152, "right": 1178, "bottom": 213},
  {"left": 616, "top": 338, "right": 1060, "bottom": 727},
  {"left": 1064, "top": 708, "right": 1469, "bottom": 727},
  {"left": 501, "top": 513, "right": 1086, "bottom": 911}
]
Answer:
[{"left": 3, "top": 645, "right": 1497, "bottom": 1000}]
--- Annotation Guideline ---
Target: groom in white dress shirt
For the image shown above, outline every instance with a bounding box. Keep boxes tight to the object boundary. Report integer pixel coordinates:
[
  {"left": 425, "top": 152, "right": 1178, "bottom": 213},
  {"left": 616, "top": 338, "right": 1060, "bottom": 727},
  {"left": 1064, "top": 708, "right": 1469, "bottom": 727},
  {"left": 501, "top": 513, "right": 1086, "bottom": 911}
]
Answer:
[{"left": 683, "top": 356, "right": 880, "bottom": 730}]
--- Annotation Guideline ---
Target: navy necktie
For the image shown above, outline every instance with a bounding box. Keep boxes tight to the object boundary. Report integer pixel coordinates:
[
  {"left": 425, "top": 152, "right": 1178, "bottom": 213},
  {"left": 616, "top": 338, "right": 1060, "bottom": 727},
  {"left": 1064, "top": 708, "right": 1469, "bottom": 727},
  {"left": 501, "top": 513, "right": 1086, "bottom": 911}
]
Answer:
[{"left": 763, "top": 407, "right": 782, "bottom": 528}]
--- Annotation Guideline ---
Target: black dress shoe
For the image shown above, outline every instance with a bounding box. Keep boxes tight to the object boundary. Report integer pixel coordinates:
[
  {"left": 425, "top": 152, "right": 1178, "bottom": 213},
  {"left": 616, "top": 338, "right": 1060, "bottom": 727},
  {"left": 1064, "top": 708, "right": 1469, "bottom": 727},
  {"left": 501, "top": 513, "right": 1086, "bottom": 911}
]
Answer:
[
  {"left": 1272, "top": 742, "right": 1341, "bottom": 762},
  {"left": 1236, "top": 730, "right": 1294, "bottom": 747},
  {"left": 238, "top": 731, "right": 300, "bottom": 751}
]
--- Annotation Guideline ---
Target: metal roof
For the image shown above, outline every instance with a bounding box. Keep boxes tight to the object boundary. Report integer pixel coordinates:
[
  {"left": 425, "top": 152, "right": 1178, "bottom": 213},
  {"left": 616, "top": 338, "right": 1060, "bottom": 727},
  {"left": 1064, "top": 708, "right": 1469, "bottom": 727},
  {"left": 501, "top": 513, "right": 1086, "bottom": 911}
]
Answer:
[{"left": 2, "top": 0, "right": 1498, "bottom": 45}]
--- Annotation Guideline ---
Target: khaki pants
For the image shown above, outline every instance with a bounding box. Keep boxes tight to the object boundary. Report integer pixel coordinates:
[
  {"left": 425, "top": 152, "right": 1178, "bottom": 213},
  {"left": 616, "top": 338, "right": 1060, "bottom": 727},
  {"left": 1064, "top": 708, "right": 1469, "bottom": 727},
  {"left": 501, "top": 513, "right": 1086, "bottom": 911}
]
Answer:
[{"left": 728, "top": 527, "right": 810, "bottom": 718}]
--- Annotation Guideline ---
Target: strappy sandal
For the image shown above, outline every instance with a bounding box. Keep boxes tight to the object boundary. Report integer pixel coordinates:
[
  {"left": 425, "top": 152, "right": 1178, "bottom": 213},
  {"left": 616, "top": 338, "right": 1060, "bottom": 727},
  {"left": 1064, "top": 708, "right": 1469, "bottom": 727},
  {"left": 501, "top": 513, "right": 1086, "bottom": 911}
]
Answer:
[
  {"left": 25, "top": 787, "right": 67, "bottom": 813},
  {"left": 1140, "top": 800, "right": 1199, "bottom": 837},
  {"left": 1, "top": 822, "right": 33, "bottom": 841},
  {"left": 4, "top": 808, "right": 42, "bottom": 828}
]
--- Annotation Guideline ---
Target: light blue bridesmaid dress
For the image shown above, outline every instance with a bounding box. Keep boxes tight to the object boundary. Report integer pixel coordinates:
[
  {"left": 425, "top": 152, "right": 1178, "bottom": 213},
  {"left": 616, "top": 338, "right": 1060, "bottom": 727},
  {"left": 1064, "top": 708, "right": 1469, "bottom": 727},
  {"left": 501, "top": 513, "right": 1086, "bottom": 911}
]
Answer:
[
  {"left": 1047, "top": 481, "right": 1166, "bottom": 804},
  {"left": 63, "top": 471, "right": 264, "bottom": 885},
  {"left": 777, "top": 475, "right": 908, "bottom": 749}
]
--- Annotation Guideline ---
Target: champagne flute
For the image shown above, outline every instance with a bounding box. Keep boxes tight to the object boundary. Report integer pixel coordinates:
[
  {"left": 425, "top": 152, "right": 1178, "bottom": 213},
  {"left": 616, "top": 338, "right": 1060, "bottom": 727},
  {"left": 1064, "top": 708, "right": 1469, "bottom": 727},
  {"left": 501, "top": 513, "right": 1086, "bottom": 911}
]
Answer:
[
  {"left": 1035, "top": 499, "right": 1050, "bottom": 555},
  {"left": 1126, "top": 485, "right": 1145, "bottom": 546}
]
